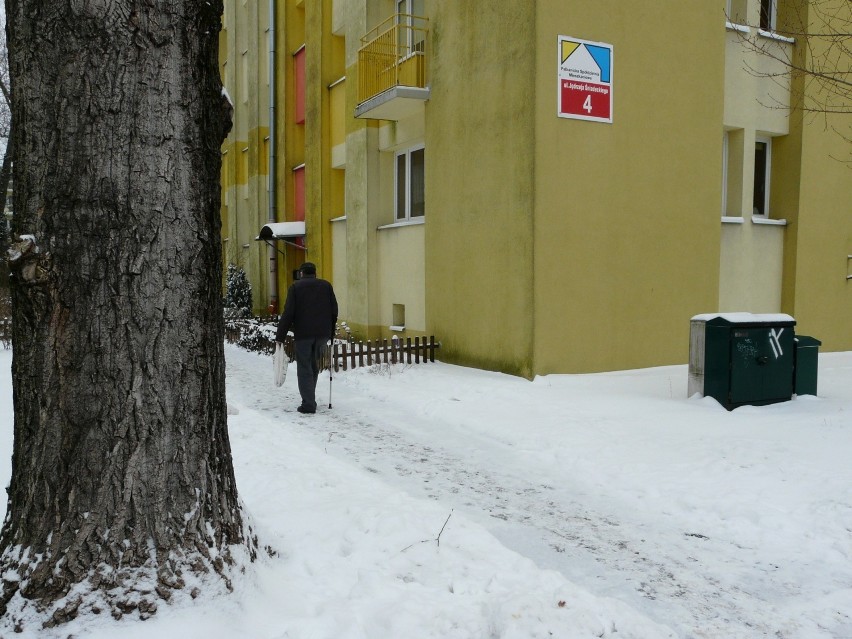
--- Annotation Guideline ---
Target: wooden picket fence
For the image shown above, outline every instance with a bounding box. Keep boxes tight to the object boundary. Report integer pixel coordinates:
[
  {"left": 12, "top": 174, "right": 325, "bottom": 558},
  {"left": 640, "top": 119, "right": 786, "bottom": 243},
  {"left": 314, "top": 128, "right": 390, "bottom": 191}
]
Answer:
[
  {"left": 223, "top": 318, "right": 440, "bottom": 372},
  {"left": 331, "top": 336, "right": 439, "bottom": 371}
]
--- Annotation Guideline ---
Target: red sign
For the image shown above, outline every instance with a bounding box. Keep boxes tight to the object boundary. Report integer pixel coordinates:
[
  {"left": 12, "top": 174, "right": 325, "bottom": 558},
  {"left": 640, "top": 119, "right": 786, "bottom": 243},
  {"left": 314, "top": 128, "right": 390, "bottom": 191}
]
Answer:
[{"left": 560, "top": 80, "right": 611, "bottom": 121}]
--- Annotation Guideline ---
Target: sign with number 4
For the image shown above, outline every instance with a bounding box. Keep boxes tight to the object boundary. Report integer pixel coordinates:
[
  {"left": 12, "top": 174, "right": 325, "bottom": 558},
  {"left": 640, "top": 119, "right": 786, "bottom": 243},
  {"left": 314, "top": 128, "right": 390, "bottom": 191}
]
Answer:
[{"left": 558, "top": 35, "right": 613, "bottom": 124}]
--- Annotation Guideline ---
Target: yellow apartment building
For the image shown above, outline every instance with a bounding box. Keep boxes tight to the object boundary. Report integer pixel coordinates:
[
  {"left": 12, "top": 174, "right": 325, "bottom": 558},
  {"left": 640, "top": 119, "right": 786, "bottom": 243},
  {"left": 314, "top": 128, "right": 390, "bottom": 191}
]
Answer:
[
  {"left": 220, "top": 0, "right": 851, "bottom": 377},
  {"left": 220, "top": 1, "right": 276, "bottom": 313}
]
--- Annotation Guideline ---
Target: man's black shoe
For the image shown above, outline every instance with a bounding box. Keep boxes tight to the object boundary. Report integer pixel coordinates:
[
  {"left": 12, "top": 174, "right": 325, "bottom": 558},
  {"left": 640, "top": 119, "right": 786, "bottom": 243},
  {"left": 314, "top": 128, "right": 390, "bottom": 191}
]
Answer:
[{"left": 297, "top": 405, "right": 316, "bottom": 414}]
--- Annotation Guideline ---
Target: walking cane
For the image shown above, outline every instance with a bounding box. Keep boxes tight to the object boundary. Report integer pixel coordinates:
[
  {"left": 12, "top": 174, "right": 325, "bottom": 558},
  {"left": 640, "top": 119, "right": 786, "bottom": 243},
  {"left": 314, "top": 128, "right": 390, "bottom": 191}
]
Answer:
[{"left": 328, "top": 340, "right": 333, "bottom": 409}]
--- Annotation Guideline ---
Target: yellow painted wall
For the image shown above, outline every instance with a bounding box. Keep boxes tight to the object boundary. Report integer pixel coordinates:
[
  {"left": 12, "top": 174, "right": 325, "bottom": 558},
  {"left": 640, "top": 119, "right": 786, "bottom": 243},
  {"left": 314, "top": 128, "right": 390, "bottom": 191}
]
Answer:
[
  {"left": 326, "top": 1, "right": 432, "bottom": 342},
  {"left": 376, "top": 223, "right": 427, "bottom": 335},
  {"left": 718, "top": 128, "right": 787, "bottom": 314},
  {"left": 331, "top": 218, "right": 349, "bottom": 321},
  {"left": 220, "top": 1, "right": 272, "bottom": 314},
  {"left": 252, "top": 0, "right": 849, "bottom": 378},
  {"left": 330, "top": 80, "right": 347, "bottom": 167},
  {"left": 532, "top": 0, "right": 725, "bottom": 373},
  {"left": 336, "top": 0, "right": 383, "bottom": 339},
  {"left": 777, "top": 0, "right": 852, "bottom": 352},
  {"left": 294, "top": 0, "right": 346, "bottom": 286},
  {"left": 723, "top": 30, "right": 791, "bottom": 136},
  {"left": 365, "top": 112, "right": 428, "bottom": 336},
  {"left": 718, "top": 17, "right": 795, "bottom": 317},
  {"left": 267, "top": 0, "right": 307, "bottom": 297},
  {"left": 791, "top": 125, "right": 852, "bottom": 349},
  {"left": 285, "top": 0, "right": 306, "bottom": 267},
  {"left": 425, "top": 0, "right": 537, "bottom": 378},
  {"left": 787, "top": 88, "right": 852, "bottom": 348},
  {"left": 719, "top": 220, "right": 785, "bottom": 312}
]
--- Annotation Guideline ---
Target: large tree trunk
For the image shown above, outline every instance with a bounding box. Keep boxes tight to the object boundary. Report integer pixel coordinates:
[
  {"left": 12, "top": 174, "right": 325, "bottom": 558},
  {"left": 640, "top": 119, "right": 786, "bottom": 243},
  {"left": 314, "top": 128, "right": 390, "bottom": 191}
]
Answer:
[{"left": 0, "top": 1, "right": 252, "bottom": 629}]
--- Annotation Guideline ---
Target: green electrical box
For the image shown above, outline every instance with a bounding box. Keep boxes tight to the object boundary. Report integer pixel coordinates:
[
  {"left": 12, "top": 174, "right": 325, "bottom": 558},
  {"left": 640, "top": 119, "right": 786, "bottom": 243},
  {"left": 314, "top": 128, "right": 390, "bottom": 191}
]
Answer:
[
  {"left": 689, "top": 313, "right": 796, "bottom": 410},
  {"left": 794, "top": 335, "right": 822, "bottom": 396}
]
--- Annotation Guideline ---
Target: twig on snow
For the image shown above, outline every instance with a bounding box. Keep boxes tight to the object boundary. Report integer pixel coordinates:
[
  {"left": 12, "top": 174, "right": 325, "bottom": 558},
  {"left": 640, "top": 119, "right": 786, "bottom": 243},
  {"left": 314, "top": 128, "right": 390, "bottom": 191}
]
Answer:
[{"left": 400, "top": 510, "right": 453, "bottom": 553}]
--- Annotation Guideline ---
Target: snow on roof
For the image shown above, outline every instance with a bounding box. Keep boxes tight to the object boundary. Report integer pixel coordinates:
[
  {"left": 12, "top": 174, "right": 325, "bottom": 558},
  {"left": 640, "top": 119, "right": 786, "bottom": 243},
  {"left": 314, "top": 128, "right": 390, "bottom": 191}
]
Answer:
[
  {"left": 691, "top": 312, "right": 796, "bottom": 324},
  {"left": 255, "top": 221, "right": 306, "bottom": 240}
]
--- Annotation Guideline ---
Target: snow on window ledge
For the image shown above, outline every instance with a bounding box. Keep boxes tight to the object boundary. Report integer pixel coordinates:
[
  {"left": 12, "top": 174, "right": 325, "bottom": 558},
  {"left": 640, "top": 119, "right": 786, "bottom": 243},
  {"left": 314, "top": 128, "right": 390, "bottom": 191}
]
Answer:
[
  {"left": 752, "top": 216, "right": 787, "bottom": 226},
  {"left": 377, "top": 218, "right": 425, "bottom": 231},
  {"left": 722, "top": 216, "right": 745, "bottom": 224},
  {"left": 758, "top": 29, "right": 795, "bottom": 44},
  {"left": 725, "top": 21, "right": 750, "bottom": 34}
]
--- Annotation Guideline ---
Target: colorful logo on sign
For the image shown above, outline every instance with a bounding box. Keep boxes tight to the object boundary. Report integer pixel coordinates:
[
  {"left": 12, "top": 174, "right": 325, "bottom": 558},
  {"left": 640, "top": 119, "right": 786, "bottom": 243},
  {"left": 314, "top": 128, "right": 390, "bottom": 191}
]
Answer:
[{"left": 558, "top": 36, "right": 613, "bottom": 123}]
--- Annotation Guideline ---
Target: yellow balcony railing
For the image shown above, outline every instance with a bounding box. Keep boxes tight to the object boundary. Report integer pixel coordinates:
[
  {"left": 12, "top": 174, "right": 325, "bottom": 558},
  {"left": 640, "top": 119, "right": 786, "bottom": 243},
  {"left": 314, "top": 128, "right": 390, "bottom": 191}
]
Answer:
[{"left": 358, "top": 14, "right": 428, "bottom": 105}]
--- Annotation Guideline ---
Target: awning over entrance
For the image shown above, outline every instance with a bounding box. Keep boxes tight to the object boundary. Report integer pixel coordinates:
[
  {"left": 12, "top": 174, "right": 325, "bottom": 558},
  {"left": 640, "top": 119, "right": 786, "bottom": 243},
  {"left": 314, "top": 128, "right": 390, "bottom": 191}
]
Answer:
[{"left": 255, "top": 221, "right": 306, "bottom": 241}]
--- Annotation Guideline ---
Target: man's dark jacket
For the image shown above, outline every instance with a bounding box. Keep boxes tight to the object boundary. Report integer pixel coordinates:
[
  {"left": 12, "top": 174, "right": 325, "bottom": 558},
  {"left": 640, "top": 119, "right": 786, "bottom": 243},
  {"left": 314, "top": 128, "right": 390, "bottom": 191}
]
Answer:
[{"left": 276, "top": 274, "right": 338, "bottom": 341}]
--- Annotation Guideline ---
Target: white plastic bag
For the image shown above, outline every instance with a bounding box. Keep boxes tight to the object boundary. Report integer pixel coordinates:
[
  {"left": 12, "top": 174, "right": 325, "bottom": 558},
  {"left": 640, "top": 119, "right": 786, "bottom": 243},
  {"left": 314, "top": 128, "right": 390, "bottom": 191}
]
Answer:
[{"left": 273, "top": 341, "right": 289, "bottom": 387}]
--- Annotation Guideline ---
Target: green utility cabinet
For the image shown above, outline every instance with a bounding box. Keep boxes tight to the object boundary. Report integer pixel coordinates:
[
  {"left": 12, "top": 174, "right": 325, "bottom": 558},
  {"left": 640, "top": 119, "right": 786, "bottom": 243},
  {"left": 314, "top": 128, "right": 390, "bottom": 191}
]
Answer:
[
  {"left": 794, "top": 335, "right": 822, "bottom": 396},
  {"left": 689, "top": 313, "right": 796, "bottom": 410}
]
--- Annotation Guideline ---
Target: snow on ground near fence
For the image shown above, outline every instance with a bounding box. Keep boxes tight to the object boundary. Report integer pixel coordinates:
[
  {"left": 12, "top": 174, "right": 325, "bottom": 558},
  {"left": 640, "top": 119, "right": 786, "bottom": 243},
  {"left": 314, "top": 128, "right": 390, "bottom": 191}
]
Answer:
[{"left": 1, "top": 345, "right": 852, "bottom": 638}]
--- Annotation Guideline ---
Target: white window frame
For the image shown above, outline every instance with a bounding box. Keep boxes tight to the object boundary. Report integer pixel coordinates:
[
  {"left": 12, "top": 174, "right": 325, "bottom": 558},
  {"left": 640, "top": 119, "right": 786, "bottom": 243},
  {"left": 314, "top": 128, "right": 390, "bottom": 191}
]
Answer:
[
  {"left": 753, "top": 136, "right": 772, "bottom": 218},
  {"left": 394, "top": 144, "right": 425, "bottom": 222},
  {"left": 721, "top": 131, "right": 729, "bottom": 216}
]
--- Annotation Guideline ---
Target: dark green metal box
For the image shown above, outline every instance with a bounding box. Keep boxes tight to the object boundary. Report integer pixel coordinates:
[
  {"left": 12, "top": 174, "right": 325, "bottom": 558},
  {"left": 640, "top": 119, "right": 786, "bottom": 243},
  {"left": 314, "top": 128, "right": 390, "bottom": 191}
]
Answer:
[
  {"left": 794, "top": 335, "right": 822, "bottom": 396},
  {"left": 689, "top": 313, "right": 796, "bottom": 410}
]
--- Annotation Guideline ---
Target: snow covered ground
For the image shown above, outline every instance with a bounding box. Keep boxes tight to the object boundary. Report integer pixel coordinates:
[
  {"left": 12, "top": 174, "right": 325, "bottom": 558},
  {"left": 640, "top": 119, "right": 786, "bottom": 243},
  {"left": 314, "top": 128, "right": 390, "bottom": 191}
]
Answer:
[{"left": 2, "top": 343, "right": 852, "bottom": 638}]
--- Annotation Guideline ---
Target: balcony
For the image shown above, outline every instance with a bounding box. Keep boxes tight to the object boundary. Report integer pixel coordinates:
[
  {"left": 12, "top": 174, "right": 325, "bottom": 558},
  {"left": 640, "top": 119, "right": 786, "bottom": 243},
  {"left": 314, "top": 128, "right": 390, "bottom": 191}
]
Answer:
[
  {"left": 724, "top": 23, "right": 794, "bottom": 135},
  {"left": 355, "top": 14, "right": 429, "bottom": 120}
]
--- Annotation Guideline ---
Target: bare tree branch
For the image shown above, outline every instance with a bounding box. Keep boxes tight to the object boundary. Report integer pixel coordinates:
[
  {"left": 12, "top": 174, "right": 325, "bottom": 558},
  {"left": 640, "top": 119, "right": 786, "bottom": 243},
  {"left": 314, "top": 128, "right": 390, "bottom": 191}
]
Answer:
[{"left": 727, "top": 1, "right": 852, "bottom": 129}]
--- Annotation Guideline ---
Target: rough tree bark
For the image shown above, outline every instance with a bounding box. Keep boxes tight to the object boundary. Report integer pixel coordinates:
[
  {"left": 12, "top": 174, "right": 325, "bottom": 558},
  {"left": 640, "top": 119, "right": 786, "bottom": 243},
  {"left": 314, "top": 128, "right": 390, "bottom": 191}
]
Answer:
[{"left": 0, "top": 0, "right": 252, "bottom": 630}]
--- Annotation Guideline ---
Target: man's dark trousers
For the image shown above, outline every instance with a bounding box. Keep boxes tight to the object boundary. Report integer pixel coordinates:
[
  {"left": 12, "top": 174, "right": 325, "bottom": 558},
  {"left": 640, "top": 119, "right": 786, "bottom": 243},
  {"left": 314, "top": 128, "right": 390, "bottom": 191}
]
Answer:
[{"left": 294, "top": 337, "right": 328, "bottom": 411}]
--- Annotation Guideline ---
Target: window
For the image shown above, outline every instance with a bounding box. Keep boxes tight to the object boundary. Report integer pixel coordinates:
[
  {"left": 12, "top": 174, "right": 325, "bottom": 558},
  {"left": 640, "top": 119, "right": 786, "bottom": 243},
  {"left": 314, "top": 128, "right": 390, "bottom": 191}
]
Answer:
[
  {"left": 722, "top": 129, "right": 745, "bottom": 218},
  {"left": 759, "top": 0, "right": 776, "bottom": 30},
  {"left": 240, "top": 50, "right": 249, "bottom": 105},
  {"left": 293, "top": 165, "right": 306, "bottom": 221},
  {"left": 239, "top": 147, "right": 249, "bottom": 201},
  {"left": 395, "top": 146, "right": 425, "bottom": 221},
  {"left": 294, "top": 46, "right": 306, "bottom": 124},
  {"left": 722, "top": 132, "right": 729, "bottom": 215},
  {"left": 396, "top": 0, "right": 425, "bottom": 53},
  {"left": 753, "top": 137, "right": 771, "bottom": 217},
  {"left": 726, "top": 0, "right": 748, "bottom": 25},
  {"left": 391, "top": 304, "right": 406, "bottom": 330}
]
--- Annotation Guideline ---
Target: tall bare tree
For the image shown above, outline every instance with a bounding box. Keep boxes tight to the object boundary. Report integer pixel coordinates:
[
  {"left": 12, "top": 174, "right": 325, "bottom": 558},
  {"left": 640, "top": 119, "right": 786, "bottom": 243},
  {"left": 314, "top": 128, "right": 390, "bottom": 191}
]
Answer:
[{"left": 0, "top": 1, "right": 253, "bottom": 630}]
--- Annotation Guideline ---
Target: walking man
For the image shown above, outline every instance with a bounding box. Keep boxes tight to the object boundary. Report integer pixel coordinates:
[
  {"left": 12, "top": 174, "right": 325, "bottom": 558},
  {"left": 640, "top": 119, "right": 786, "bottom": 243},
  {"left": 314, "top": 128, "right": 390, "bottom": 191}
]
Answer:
[{"left": 276, "top": 262, "right": 338, "bottom": 414}]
